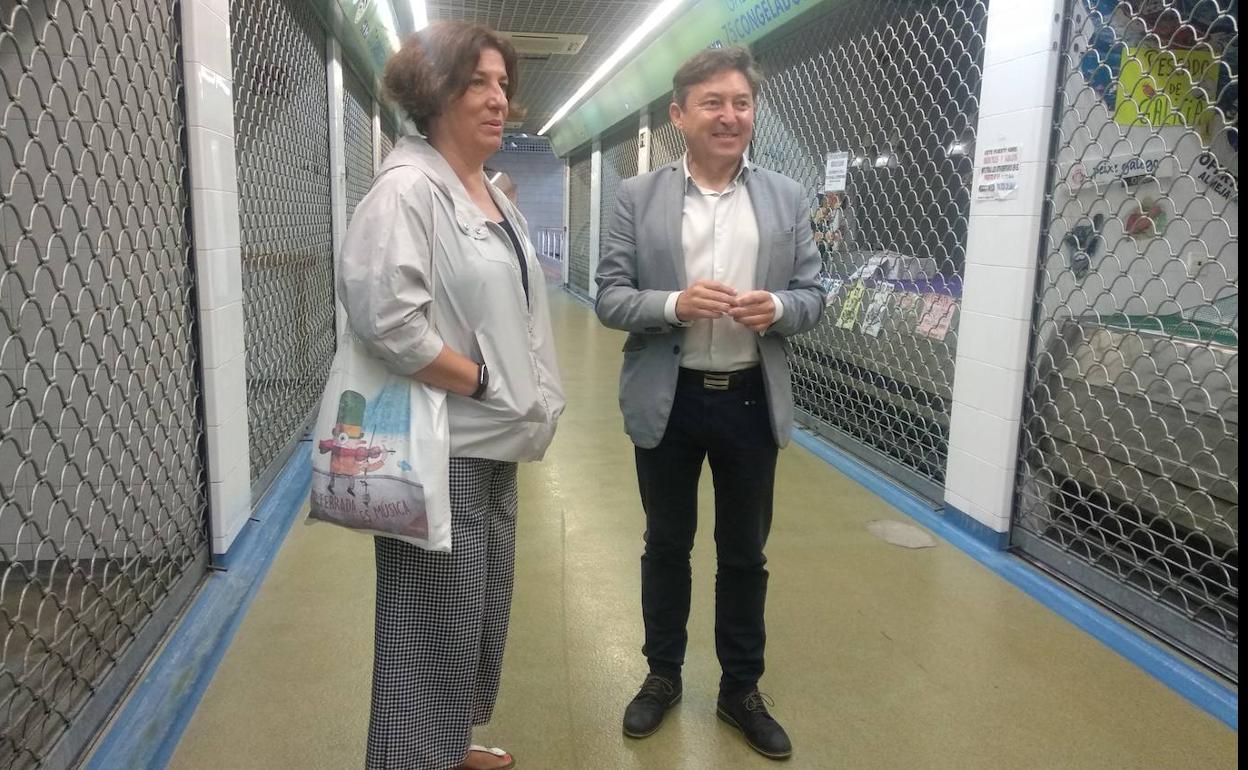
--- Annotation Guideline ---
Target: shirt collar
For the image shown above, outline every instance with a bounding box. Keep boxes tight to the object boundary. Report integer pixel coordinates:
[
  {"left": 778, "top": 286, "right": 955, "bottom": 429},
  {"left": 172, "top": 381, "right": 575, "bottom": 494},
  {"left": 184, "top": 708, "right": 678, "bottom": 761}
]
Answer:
[{"left": 682, "top": 153, "right": 750, "bottom": 194}]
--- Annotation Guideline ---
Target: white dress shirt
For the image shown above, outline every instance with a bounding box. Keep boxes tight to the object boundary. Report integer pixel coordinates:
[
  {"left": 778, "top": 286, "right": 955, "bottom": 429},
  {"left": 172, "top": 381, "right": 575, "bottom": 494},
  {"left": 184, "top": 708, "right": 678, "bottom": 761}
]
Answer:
[{"left": 663, "top": 155, "right": 785, "bottom": 371}]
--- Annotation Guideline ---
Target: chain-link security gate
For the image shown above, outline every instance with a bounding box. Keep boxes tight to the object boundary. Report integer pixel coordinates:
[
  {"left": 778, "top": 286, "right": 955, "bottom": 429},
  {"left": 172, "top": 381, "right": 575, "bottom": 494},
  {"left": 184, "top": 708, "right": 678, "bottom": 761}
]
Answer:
[
  {"left": 649, "top": 102, "right": 686, "bottom": 169},
  {"left": 568, "top": 148, "right": 592, "bottom": 297},
  {"left": 750, "top": 0, "right": 986, "bottom": 496},
  {"left": 599, "top": 124, "right": 640, "bottom": 266},
  {"left": 232, "top": 0, "right": 335, "bottom": 490},
  {"left": 1016, "top": 0, "right": 1238, "bottom": 678},
  {"left": 1, "top": 1, "right": 208, "bottom": 767},
  {"left": 343, "top": 66, "right": 374, "bottom": 227}
]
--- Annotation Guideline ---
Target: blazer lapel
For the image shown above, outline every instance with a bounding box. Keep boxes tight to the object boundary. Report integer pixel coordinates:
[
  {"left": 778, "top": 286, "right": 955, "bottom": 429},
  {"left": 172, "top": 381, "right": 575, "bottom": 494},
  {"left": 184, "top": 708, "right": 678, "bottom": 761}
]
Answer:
[
  {"left": 745, "top": 169, "right": 774, "bottom": 289},
  {"left": 664, "top": 164, "right": 687, "bottom": 287}
]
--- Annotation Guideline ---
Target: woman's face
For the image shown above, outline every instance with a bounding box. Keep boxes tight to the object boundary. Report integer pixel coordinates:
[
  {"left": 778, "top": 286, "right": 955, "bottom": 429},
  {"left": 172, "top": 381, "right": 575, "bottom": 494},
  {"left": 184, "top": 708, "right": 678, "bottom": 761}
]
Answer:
[{"left": 434, "top": 47, "right": 509, "bottom": 160}]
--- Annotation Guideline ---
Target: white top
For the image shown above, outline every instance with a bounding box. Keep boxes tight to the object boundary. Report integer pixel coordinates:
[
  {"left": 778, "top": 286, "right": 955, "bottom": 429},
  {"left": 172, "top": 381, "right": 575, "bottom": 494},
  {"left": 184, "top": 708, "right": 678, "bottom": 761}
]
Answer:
[
  {"left": 663, "top": 155, "right": 785, "bottom": 371},
  {"left": 338, "top": 136, "right": 565, "bottom": 461}
]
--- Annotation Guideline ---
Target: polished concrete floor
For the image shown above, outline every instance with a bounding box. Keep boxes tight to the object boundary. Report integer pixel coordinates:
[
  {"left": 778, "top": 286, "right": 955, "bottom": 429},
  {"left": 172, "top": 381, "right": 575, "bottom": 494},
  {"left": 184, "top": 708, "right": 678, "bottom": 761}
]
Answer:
[{"left": 170, "top": 287, "right": 1237, "bottom": 769}]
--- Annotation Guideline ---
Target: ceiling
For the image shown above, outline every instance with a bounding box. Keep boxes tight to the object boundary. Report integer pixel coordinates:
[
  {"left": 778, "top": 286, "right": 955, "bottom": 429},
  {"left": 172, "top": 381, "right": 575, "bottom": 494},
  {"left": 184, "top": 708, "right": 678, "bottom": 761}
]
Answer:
[{"left": 425, "top": 0, "right": 668, "bottom": 134}]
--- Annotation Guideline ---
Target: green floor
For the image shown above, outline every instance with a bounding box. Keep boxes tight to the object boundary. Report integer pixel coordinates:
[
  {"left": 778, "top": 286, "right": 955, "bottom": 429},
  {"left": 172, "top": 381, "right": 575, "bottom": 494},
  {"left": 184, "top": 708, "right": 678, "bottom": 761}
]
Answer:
[{"left": 170, "top": 288, "right": 1237, "bottom": 769}]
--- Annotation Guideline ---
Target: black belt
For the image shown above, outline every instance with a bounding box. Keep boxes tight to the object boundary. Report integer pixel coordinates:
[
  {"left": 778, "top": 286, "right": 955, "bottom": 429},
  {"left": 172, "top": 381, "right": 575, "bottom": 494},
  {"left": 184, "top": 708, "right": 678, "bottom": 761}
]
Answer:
[{"left": 677, "top": 367, "right": 762, "bottom": 392}]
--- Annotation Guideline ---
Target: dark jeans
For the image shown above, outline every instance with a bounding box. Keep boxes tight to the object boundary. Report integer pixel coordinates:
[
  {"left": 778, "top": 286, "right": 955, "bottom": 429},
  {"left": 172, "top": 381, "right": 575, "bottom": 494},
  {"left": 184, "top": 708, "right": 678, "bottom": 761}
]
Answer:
[{"left": 635, "top": 367, "right": 778, "bottom": 695}]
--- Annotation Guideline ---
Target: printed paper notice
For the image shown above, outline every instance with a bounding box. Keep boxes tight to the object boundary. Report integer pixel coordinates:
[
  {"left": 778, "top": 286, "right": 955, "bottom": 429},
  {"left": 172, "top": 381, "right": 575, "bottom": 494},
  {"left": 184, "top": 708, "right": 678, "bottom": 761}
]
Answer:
[
  {"left": 824, "top": 151, "right": 849, "bottom": 192},
  {"left": 915, "top": 294, "right": 957, "bottom": 341},
  {"left": 862, "top": 284, "right": 896, "bottom": 338},
  {"left": 836, "top": 281, "right": 867, "bottom": 330},
  {"left": 976, "top": 144, "right": 1022, "bottom": 201}
]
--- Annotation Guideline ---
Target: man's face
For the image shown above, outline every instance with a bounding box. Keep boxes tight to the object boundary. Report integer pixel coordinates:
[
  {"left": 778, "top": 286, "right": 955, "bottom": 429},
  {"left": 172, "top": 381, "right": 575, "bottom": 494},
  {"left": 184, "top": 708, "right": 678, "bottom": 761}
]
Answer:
[{"left": 671, "top": 68, "right": 754, "bottom": 164}]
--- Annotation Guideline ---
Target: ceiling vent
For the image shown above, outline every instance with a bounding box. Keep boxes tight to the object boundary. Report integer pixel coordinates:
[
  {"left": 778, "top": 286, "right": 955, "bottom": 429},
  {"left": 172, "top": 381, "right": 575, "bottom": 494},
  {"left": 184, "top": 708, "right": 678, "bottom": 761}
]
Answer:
[{"left": 500, "top": 31, "right": 587, "bottom": 57}]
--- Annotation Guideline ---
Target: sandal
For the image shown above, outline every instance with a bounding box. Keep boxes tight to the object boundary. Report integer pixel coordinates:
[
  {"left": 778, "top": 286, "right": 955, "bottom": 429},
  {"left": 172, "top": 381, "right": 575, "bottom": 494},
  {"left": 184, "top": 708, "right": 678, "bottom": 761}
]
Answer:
[{"left": 456, "top": 744, "right": 515, "bottom": 770}]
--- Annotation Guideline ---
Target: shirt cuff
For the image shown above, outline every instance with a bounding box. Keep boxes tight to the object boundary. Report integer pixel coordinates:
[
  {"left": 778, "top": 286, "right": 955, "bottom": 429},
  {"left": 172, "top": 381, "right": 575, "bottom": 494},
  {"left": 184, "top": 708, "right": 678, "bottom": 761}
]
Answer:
[
  {"left": 770, "top": 292, "right": 785, "bottom": 324},
  {"left": 664, "top": 291, "right": 691, "bottom": 327}
]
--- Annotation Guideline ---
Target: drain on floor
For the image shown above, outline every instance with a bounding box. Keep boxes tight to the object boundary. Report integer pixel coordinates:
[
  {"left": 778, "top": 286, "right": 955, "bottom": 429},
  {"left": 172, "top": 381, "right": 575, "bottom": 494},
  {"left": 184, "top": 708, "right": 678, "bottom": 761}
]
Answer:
[{"left": 866, "top": 520, "right": 937, "bottom": 549}]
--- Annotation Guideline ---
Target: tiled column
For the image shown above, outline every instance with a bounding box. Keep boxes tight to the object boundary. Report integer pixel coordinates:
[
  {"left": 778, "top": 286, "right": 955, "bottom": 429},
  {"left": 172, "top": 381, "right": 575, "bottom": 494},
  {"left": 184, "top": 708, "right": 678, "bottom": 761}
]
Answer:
[
  {"left": 182, "top": 0, "right": 250, "bottom": 555},
  {"left": 373, "top": 99, "right": 382, "bottom": 172},
  {"left": 637, "top": 109, "right": 651, "bottom": 174},
  {"left": 327, "top": 38, "right": 347, "bottom": 338},
  {"left": 562, "top": 161, "right": 571, "bottom": 286},
  {"left": 588, "top": 138, "right": 602, "bottom": 300},
  {"left": 943, "top": 0, "right": 1064, "bottom": 544}
]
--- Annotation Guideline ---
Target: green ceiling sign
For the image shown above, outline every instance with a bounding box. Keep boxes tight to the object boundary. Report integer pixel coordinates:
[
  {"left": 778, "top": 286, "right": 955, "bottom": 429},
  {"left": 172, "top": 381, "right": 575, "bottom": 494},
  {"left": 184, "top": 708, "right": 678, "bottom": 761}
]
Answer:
[
  {"left": 307, "top": 1, "right": 407, "bottom": 129},
  {"left": 335, "top": 0, "right": 398, "bottom": 74},
  {"left": 547, "top": 0, "right": 839, "bottom": 156}
]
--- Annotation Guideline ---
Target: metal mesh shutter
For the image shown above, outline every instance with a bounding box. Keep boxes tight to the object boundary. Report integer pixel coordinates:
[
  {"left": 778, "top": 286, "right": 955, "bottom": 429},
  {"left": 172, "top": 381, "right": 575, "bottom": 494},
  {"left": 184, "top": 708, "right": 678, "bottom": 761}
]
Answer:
[
  {"left": 568, "top": 149, "right": 592, "bottom": 297},
  {"left": 378, "top": 113, "right": 396, "bottom": 170},
  {"left": 649, "top": 102, "right": 686, "bottom": 168},
  {"left": 1015, "top": 0, "right": 1238, "bottom": 678},
  {"left": 0, "top": 1, "right": 208, "bottom": 767},
  {"left": 599, "top": 124, "right": 640, "bottom": 263},
  {"left": 751, "top": 0, "right": 986, "bottom": 494},
  {"left": 343, "top": 66, "right": 374, "bottom": 226},
  {"left": 231, "top": 0, "right": 335, "bottom": 488}
]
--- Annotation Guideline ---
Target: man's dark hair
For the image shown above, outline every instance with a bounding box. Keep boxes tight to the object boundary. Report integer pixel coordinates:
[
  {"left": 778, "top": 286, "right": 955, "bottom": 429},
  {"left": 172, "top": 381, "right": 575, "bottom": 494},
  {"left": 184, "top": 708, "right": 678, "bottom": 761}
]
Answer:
[{"left": 672, "top": 46, "right": 763, "bottom": 108}]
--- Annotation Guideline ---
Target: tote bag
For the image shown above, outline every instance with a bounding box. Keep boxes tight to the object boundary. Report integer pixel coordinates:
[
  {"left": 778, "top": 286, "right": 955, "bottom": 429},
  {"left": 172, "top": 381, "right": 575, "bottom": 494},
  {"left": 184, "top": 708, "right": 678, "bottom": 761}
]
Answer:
[{"left": 307, "top": 331, "right": 452, "bottom": 551}]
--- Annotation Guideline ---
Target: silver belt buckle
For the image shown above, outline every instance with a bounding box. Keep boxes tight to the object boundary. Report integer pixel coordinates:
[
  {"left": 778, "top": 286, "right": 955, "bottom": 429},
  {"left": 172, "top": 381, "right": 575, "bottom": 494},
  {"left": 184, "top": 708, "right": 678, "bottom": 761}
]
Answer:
[{"left": 703, "top": 373, "right": 730, "bottom": 390}]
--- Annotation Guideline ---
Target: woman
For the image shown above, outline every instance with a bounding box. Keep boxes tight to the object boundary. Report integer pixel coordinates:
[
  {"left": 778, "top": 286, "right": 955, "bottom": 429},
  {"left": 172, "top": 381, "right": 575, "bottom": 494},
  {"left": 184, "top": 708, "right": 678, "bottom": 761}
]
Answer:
[{"left": 337, "top": 21, "right": 565, "bottom": 770}]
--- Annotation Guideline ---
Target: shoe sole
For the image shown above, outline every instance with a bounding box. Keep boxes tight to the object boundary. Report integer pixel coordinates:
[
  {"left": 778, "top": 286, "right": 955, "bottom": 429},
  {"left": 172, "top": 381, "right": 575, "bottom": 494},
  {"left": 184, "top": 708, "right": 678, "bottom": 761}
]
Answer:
[
  {"left": 622, "top": 693, "right": 682, "bottom": 739},
  {"left": 716, "top": 707, "right": 793, "bottom": 760}
]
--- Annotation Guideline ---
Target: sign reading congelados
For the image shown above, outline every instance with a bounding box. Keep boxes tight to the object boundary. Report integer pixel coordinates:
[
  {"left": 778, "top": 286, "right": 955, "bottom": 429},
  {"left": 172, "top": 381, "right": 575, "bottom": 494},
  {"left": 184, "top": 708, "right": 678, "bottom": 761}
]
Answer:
[
  {"left": 714, "top": 0, "right": 810, "bottom": 46},
  {"left": 548, "top": 0, "right": 836, "bottom": 155}
]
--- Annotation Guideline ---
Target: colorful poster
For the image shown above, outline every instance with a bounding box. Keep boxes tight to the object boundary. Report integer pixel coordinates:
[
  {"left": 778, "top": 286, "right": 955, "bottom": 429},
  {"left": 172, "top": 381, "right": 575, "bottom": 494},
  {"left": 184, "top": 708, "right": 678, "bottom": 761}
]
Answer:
[
  {"left": 862, "top": 285, "right": 896, "bottom": 337},
  {"left": 820, "top": 275, "right": 844, "bottom": 308},
  {"left": 916, "top": 294, "right": 957, "bottom": 341},
  {"left": 836, "top": 281, "right": 867, "bottom": 330},
  {"left": 1113, "top": 45, "right": 1219, "bottom": 140},
  {"left": 893, "top": 291, "right": 922, "bottom": 335}
]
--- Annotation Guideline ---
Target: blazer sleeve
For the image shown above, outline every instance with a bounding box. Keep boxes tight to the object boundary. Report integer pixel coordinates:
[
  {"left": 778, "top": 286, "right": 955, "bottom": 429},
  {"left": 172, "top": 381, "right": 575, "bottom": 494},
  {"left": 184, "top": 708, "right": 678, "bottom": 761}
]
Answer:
[
  {"left": 338, "top": 173, "right": 445, "bottom": 374},
  {"left": 768, "top": 180, "right": 825, "bottom": 337},
  {"left": 594, "top": 178, "right": 678, "bottom": 334}
]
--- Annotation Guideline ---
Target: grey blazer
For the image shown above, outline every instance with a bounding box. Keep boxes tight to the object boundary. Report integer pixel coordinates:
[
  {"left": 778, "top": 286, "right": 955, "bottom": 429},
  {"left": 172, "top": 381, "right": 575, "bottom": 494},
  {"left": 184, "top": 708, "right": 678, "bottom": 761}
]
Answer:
[{"left": 595, "top": 161, "right": 824, "bottom": 449}]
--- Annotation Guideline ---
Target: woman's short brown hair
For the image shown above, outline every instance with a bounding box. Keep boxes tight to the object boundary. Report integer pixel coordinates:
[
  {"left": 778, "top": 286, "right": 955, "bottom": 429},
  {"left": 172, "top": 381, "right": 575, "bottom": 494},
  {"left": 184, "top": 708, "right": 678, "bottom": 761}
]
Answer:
[
  {"left": 672, "top": 46, "right": 763, "bottom": 108},
  {"left": 384, "top": 21, "right": 520, "bottom": 133}
]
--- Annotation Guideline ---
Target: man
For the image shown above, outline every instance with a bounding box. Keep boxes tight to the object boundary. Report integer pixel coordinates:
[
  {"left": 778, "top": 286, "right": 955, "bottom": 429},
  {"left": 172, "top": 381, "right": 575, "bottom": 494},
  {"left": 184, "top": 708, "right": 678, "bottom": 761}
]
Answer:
[{"left": 595, "top": 46, "right": 823, "bottom": 760}]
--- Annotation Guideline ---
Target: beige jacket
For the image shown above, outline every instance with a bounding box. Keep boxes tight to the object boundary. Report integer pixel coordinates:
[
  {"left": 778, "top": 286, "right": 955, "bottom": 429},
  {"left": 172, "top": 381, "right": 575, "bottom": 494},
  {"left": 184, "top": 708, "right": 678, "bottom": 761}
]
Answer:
[{"left": 338, "top": 136, "right": 565, "bottom": 462}]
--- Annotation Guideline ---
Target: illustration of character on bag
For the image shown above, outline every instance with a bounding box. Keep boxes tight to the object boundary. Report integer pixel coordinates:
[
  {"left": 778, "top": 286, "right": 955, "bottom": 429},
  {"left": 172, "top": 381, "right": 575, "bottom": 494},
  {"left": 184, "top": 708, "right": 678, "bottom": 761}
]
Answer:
[{"left": 318, "top": 390, "right": 393, "bottom": 506}]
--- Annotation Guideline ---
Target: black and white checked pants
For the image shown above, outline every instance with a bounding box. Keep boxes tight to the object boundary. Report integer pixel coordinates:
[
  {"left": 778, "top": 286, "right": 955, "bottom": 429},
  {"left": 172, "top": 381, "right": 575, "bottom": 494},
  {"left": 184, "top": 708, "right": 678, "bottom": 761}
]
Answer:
[{"left": 366, "top": 458, "right": 519, "bottom": 770}]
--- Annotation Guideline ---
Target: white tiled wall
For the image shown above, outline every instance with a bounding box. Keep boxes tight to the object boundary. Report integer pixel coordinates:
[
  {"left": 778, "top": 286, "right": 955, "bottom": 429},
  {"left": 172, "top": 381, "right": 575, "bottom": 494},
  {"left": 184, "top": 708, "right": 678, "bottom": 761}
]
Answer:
[
  {"left": 944, "top": 0, "right": 1064, "bottom": 535},
  {"left": 589, "top": 140, "right": 602, "bottom": 300},
  {"left": 182, "top": 0, "right": 251, "bottom": 554}
]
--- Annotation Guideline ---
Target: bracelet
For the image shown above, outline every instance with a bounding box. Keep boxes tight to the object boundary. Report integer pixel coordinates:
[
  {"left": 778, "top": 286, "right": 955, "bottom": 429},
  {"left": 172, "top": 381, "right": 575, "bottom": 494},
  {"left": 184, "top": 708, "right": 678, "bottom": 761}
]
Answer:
[{"left": 471, "top": 363, "right": 489, "bottom": 400}]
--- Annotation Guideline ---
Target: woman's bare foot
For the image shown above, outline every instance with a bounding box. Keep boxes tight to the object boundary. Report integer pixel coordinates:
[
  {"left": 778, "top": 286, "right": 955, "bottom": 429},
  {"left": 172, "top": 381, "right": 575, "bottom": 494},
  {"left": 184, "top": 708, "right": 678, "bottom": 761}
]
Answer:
[{"left": 456, "top": 745, "right": 514, "bottom": 770}]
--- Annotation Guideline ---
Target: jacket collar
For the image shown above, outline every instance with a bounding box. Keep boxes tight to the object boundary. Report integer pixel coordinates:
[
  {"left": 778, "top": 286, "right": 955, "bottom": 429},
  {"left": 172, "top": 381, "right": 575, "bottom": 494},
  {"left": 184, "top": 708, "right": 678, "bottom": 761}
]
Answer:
[{"left": 380, "top": 135, "right": 521, "bottom": 240}]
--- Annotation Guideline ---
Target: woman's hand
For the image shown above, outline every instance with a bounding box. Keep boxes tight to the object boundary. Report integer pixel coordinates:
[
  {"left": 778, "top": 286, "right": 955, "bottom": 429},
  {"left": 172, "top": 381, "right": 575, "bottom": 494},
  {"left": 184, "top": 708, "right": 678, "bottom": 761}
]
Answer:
[{"left": 413, "top": 346, "right": 481, "bottom": 397}]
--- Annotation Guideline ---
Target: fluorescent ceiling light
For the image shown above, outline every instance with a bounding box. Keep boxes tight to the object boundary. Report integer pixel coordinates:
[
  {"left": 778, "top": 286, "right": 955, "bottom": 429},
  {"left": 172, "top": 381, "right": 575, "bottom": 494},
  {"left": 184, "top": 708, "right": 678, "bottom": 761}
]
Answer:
[
  {"left": 409, "top": 0, "right": 427, "bottom": 31},
  {"left": 538, "top": 0, "right": 685, "bottom": 136}
]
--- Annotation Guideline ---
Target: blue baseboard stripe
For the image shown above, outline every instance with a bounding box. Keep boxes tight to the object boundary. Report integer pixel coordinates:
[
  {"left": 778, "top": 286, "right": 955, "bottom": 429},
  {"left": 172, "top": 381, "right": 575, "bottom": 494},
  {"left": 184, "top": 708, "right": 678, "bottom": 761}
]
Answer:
[
  {"left": 791, "top": 427, "right": 1238, "bottom": 730},
  {"left": 85, "top": 442, "right": 314, "bottom": 769}
]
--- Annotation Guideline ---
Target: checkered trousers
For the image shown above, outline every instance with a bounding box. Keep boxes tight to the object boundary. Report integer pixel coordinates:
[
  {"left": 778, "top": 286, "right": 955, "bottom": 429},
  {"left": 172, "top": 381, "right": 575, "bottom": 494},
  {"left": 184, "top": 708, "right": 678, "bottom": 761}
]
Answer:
[{"left": 366, "top": 457, "right": 519, "bottom": 770}]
